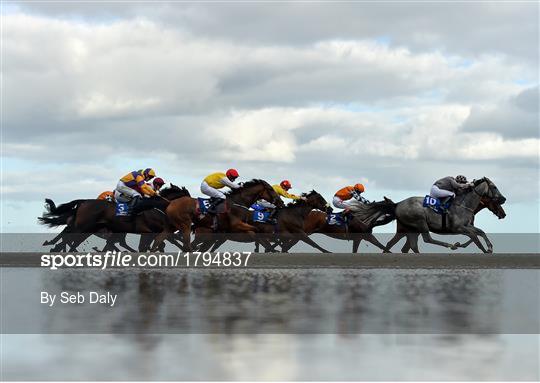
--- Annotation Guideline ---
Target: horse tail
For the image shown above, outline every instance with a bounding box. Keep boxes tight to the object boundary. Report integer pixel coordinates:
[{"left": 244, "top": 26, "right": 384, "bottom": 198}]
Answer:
[
  {"left": 46, "top": 199, "right": 86, "bottom": 216},
  {"left": 353, "top": 200, "right": 397, "bottom": 227},
  {"left": 44, "top": 198, "right": 57, "bottom": 213},
  {"left": 38, "top": 199, "right": 87, "bottom": 227}
]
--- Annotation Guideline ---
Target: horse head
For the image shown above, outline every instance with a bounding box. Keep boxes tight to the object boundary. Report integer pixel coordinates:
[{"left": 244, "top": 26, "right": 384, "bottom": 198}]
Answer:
[
  {"left": 479, "top": 195, "right": 507, "bottom": 219},
  {"left": 230, "top": 179, "right": 285, "bottom": 207},
  {"left": 160, "top": 184, "right": 191, "bottom": 200},
  {"left": 303, "top": 190, "right": 329, "bottom": 211},
  {"left": 473, "top": 177, "right": 506, "bottom": 219}
]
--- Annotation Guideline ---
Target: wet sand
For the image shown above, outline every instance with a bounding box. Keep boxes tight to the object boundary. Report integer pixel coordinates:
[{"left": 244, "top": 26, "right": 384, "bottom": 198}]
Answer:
[{"left": 1, "top": 252, "right": 539, "bottom": 268}]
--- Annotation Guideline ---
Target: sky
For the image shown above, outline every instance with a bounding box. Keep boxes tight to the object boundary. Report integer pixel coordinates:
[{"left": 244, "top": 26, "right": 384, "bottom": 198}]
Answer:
[{"left": 1, "top": 1, "right": 538, "bottom": 233}]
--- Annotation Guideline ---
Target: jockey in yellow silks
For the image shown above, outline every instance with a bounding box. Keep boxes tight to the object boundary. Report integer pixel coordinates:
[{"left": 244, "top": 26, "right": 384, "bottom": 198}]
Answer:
[
  {"left": 201, "top": 169, "right": 240, "bottom": 200},
  {"left": 114, "top": 168, "right": 157, "bottom": 203},
  {"left": 257, "top": 180, "right": 302, "bottom": 208}
]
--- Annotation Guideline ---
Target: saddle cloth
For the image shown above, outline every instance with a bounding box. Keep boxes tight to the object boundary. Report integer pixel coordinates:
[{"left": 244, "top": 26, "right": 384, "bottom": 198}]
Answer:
[
  {"left": 115, "top": 202, "right": 130, "bottom": 216},
  {"left": 423, "top": 195, "right": 450, "bottom": 214},
  {"left": 252, "top": 210, "right": 272, "bottom": 223},
  {"left": 327, "top": 212, "right": 347, "bottom": 226}
]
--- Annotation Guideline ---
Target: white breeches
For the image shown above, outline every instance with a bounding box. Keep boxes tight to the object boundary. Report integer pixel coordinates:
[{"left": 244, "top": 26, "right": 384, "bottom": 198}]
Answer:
[
  {"left": 430, "top": 185, "right": 455, "bottom": 199},
  {"left": 332, "top": 196, "right": 363, "bottom": 211},
  {"left": 201, "top": 181, "right": 226, "bottom": 199},
  {"left": 114, "top": 181, "right": 142, "bottom": 202},
  {"left": 257, "top": 199, "right": 276, "bottom": 209}
]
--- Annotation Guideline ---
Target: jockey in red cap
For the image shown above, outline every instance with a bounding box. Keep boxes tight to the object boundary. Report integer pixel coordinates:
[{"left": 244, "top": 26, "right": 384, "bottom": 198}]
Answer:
[{"left": 201, "top": 169, "right": 240, "bottom": 200}]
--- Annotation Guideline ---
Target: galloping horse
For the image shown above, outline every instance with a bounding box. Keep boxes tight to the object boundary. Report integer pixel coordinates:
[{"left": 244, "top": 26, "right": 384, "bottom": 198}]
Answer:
[
  {"left": 151, "top": 179, "right": 284, "bottom": 252},
  {"left": 303, "top": 199, "right": 395, "bottom": 253},
  {"left": 394, "top": 193, "right": 507, "bottom": 253},
  {"left": 383, "top": 177, "right": 506, "bottom": 253},
  {"left": 39, "top": 185, "right": 190, "bottom": 251},
  {"left": 193, "top": 190, "right": 331, "bottom": 253}
]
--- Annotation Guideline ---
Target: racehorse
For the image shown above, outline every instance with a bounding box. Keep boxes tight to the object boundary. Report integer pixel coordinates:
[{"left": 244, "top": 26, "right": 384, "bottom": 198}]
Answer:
[
  {"left": 382, "top": 177, "right": 506, "bottom": 253},
  {"left": 303, "top": 199, "right": 395, "bottom": 253},
  {"left": 265, "top": 190, "right": 332, "bottom": 253},
  {"left": 150, "top": 179, "right": 284, "bottom": 252},
  {"left": 193, "top": 190, "right": 330, "bottom": 253},
  {"left": 39, "top": 185, "right": 190, "bottom": 251},
  {"left": 393, "top": 193, "right": 507, "bottom": 253}
]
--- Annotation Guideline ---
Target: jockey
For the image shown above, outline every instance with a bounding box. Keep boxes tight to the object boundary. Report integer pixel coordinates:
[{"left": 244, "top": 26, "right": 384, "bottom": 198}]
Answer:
[
  {"left": 333, "top": 183, "right": 369, "bottom": 212},
  {"left": 201, "top": 169, "right": 240, "bottom": 200},
  {"left": 114, "top": 168, "right": 157, "bottom": 204},
  {"left": 257, "top": 180, "right": 302, "bottom": 209},
  {"left": 430, "top": 175, "right": 472, "bottom": 204},
  {"left": 97, "top": 191, "right": 114, "bottom": 202},
  {"left": 149, "top": 177, "right": 165, "bottom": 195}
]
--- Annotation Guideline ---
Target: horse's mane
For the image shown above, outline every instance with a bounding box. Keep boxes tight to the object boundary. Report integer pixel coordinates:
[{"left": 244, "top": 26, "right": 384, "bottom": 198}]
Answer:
[
  {"left": 285, "top": 190, "right": 319, "bottom": 208},
  {"left": 160, "top": 184, "right": 190, "bottom": 198},
  {"left": 226, "top": 179, "right": 271, "bottom": 196}
]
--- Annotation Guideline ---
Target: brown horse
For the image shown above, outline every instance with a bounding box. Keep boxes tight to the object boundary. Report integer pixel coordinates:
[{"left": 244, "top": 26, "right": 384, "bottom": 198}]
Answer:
[
  {"left": 196, "top": 190, "right": 332, "bottom": 253},
  {"left": 39, "top": 185, "right": 190, "bottom": 251},
  {"left": 151, "top": 179, "right": 284, "bottom": 252},
  {"left": 303, "top": 199, "right": 395, "bottom": 253}
]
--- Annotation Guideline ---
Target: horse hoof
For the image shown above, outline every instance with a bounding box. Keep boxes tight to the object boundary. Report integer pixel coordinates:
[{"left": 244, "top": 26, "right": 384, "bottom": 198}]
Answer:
[
  {"left": 450, "top": 245, "right": 458, "bottom": 250},
  {"left": 454, "top": 242, "right": 461, "bottom": 247},
  {"left": 487, "top": 248, "right": 493, "bottom": 254}
]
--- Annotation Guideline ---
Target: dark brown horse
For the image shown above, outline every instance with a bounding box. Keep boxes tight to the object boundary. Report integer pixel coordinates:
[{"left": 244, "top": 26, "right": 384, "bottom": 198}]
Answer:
[
  {"left": 303, "top": 199, "right": 395, "bottom": 253},
  {"left": 151, "top": 179, "right": 284, "bottom": 252},
  {"left": 195, "top": 190, "right": 332, "bottom": 253},
  {"left": 39, "top": 185, "right": 190, "bottom": 251}
]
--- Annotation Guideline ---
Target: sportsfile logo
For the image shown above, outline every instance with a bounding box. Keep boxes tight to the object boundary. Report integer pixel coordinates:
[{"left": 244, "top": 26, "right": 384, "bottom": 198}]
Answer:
[{"left": 40, "top": 251, "right": 252, "bottom": 270}]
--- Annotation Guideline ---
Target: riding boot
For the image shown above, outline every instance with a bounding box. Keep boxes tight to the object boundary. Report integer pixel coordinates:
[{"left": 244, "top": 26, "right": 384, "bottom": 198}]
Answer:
[
  {"left": 268, "top": 209, "right": 277, "bottom": 225},
  {"left": 440, "top": 196, "right": 454, "bottom": 212},
  {"left": 208, "top": 198, "right": 224, "bottom": 214},
  {"left": 129, "top": 196, "right": 142, "bottom": 216}
]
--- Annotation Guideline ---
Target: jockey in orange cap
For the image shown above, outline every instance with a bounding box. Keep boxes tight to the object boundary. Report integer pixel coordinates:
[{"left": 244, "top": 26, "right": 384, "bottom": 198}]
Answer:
[
  {"left": 201, "top": 169, "right": 240, "bottom": 200},
  {"left": 97, "top": 191, "right": 115, "bottom": 202},
  {"left": 114, "top": 168, "right": 157, "bottom": 203},
  {"left": 333, "top": 183, "right": 369, "bottom": 212}
]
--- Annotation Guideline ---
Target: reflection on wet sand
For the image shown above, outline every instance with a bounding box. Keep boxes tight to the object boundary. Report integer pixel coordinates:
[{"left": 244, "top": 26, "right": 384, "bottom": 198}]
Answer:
[
  {"left": 19, "top": 268, "right": 533, "bottom": 334},
  {"left": 2, "top": 268, "right": 539, "bottom": 380}
]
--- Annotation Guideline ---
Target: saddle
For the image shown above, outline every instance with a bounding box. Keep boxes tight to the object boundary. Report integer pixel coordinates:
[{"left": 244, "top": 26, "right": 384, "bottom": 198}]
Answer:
[
  {"left": 327, "top": 212, "right": 348, "bottom": 227},
  {"left": 423, "top": 195, "right": 452, "bottom": 230},
  {"left": 422, "top": 195, "right": 451, "bottom": 214},
  {"left": 197, "top": 198, "right": 228, "bottom": 216}
]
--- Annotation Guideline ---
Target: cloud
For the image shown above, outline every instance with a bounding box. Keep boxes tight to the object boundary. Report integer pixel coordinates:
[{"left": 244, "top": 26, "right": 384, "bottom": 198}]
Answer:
[
  {"left": 461, "top": 86, "right": 539, "bottom": 138},
  {"left": 2, "top": 4, "right": 538, "bottom": 232}
]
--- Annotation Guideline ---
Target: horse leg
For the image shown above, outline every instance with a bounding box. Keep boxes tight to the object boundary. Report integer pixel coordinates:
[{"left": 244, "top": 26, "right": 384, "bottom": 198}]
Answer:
[
  {"left": 470, "top": 226, "right": 493, "bottom": 253},
  {"left": 362, "top": 233, "right": 390, "bottom": 253},
  {"left": 138, "top": 235, "right": 153, "bottom": 252},
  {"left": 385, "top": 232, "right": 406, "bottom": 252},
  {"left": 408, "top": 234, "right": 420, "bottom": 253},
  {"left": 456, "top": 226, "right": 489, "bottom": 253},
  {"left": 43, "top": 228, "right": 68, "bottom": 246},
  {"left": 295, "top": 232, "right": 331, "bottom": 253},
  {"left": 352, "top": 238, "right": 361, "bottom": 253},
  {"left": 116, "top": 234, "right": 136, "bottom": 252},
  {"left": 454, "top": 238, "right": 474, "bottom": 249},
  {"left": 209, "top": 238, "right": 226, "bottom": 252},
  {"left": 401, "top": 236, "right": 412, "bottom": 253},
  {"left": 420, "top": 232, "right": 458, "bottom": 251},
  {"left": 166, "top": 235, "right": 186, "bottom": 252}
]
